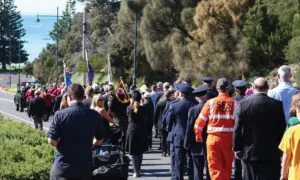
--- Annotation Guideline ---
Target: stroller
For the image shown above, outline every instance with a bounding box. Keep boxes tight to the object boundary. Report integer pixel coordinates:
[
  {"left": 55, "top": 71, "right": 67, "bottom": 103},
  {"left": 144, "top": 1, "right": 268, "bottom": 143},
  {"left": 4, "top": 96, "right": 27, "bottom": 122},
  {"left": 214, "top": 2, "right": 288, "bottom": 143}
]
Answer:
[{"left": 92, "top": 144, "right": 129, "bottom": 180}]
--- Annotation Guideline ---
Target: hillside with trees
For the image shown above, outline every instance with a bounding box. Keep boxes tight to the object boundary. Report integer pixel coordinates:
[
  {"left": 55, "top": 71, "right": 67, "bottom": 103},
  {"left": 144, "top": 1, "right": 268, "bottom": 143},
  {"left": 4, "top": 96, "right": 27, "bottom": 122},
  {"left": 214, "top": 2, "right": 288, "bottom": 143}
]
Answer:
[{"left": 24, "top": 0, "right": 300, "bottom": 85}]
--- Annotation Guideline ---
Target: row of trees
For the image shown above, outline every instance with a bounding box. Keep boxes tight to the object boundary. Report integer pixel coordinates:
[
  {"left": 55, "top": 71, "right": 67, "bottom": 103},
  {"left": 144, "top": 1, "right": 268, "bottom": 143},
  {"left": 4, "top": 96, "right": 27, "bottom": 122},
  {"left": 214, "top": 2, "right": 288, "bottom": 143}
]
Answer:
[
  {"left": 0, "top": 0, "right": 28, "bottom": 70},
  {"left": 25, "top": 0, "right": 300, "bottom": 84}
]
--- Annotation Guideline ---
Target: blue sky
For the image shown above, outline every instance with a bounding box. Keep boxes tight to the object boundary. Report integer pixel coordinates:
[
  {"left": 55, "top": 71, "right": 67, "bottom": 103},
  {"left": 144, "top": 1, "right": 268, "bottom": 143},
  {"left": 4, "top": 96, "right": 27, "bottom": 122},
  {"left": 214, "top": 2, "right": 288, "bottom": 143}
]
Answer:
[
  {"left": 14, "top": 0, "right": 84, "bottom": 61},
  {"left": 15, "top": 0, "right": 84, "bottom": 15}
]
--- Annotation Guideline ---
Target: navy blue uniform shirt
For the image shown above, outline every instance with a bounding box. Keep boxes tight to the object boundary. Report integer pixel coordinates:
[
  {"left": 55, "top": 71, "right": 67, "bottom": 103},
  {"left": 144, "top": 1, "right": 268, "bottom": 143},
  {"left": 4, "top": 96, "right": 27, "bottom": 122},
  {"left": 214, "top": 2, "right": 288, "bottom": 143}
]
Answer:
[
  {"left": 184, "top": 102, "right": 205, "bottom": 149},
  {"left": 48, "top": 103, "right": 104, "bottom": 174},
  {"left": 166, "top": 98, "right": 195, "bottom": 147}
]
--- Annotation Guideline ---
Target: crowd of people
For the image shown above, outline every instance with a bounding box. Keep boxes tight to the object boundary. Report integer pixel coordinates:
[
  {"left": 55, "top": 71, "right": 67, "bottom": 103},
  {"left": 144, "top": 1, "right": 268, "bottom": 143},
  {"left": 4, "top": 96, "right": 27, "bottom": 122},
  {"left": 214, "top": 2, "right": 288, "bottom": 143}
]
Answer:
[{"left": 14, "top": 65, "right": 300, "bottom": 180}]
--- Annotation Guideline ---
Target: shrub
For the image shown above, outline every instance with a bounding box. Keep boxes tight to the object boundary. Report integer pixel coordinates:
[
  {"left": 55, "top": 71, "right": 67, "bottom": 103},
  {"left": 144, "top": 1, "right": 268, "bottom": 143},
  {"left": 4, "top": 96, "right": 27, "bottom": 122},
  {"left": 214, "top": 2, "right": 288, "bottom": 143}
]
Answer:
[{"left": 0, "top": 116, "right": 54, "bottom": 180}]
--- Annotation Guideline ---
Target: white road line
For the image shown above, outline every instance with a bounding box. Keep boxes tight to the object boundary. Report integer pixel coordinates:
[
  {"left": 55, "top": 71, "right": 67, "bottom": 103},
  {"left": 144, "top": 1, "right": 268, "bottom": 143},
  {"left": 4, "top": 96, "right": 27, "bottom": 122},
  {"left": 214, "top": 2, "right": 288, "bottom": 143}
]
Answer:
[
  {"left": 0, "top": 110, "right": 49, "bottom": 131},
  {"left": 0, "top": 97, "right": 14, "bottom": 103}
]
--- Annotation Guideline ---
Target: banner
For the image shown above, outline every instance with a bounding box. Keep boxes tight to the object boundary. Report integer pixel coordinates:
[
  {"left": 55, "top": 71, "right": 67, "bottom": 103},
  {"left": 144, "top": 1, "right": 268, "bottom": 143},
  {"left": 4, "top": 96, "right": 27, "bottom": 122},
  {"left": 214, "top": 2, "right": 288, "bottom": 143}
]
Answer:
[{"left": 87, "top": 62, "right": 94, "bottom": 86}]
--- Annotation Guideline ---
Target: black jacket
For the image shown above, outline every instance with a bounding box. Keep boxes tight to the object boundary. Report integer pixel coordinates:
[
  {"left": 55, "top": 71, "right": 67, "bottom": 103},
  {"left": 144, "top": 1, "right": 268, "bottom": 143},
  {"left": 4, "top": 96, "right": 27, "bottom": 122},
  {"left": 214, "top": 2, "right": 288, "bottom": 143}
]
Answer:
[
  {"left": 52, "top": 94, "right": 63, "bottom": 114},
  {"left": 28, "top": 96, "right": 46, "bottom": 118},
  {"left": 143, "top": 98, "right": 154, "bottom": 134},
  {"left": 233, "top": 93, "right": 286, "bottom": 161},
  {"left": 126, "top": 105, "right": 148, "bottom": 155},
  {"left": 154, "top": 99, "right": 168, "bottom": 130}
]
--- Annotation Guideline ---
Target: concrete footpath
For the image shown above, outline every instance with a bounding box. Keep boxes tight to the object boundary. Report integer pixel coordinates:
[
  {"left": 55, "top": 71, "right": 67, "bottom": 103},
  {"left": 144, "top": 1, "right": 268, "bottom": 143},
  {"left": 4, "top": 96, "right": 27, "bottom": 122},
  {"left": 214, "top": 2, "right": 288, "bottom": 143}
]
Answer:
[{"left": 127, "top": 137, "right": 172, "bottom": 180}]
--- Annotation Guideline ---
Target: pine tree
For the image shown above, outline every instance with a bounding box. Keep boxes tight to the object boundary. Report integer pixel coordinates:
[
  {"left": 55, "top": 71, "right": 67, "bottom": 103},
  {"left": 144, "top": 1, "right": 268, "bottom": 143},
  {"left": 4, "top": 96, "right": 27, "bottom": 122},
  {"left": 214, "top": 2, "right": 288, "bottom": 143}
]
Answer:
[{"left": 0, "top": 0, "right": 28, "bottom": 70}]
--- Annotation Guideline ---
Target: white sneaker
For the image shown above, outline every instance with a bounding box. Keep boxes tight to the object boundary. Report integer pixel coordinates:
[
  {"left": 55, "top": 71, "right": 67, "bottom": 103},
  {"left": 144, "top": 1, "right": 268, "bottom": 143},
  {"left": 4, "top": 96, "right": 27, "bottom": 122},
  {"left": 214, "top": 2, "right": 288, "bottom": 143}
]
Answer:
[{"left": 133, "top": 173, "right": 138, "bottom": 178}]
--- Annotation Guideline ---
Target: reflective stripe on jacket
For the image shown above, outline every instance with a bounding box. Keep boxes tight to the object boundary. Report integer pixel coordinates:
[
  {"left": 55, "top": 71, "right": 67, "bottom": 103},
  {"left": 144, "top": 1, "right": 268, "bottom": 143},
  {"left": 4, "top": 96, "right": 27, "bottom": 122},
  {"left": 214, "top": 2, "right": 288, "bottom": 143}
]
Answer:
[{"left": 194, "top": 92, "right": 237, "bottom": 141}]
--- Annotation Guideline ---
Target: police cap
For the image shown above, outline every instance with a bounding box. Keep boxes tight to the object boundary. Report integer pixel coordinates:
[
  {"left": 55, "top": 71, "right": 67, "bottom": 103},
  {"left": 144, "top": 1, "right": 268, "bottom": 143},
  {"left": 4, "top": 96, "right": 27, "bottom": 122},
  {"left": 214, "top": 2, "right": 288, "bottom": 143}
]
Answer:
[
  {"left": 192, "top": 85, "right": 208, "bottom": 96},
  {"left": 202, "top": 76, "right": 213, "bottom": 84},
  {"left": 232, "top": 80, "right": 247, "bottom": 90},
  {"left": 175, "top": 83, "right": 194, "bottom": 95}
]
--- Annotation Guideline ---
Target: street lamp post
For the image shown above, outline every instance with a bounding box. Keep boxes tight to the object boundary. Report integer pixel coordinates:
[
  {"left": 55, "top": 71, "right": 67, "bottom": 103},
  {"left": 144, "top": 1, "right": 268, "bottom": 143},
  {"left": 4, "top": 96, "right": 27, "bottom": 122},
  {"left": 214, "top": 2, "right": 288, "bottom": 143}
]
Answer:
[
  {"left": 36, "top": 7, "right": 61, "bottom": 84},
  {"left": 77, "top": 0, "right": 88, "bottom": 86},
  {"left": 126, "top": 0, "right": 138, "bottom": 85},
  {"left": 9, "top": 35, "right": 11, "bottom": 88},
  {"left": 18, "top": 40, "right": 20, "bottom": 85},
  {"left": 133, "top": 12, "right": 137, "bottom": 85}
]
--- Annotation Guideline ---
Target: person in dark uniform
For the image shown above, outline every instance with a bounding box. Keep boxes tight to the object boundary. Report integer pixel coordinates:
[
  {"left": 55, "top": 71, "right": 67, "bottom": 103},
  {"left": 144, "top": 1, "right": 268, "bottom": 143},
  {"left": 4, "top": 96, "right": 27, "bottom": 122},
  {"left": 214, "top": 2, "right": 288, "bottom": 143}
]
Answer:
[
  {"left": 163, "top": 90, "right": 180, "bottom": 178},
  {"left": 126, "top": 90, "right": 148, "bottom": 178},
  {"left": 166, "top": 83, "right": 196, "bottom": 180},
  {"left": 154, "top": 90, "right": 175, "bottom": 156},
  {"left": 232, "top": 80, "right": 247, "bottom": 180},
  {"left": 27, "top": 90, "right": 46, "bottom": 130},
  {"left": 202, "top": 76, "right": 218, "bottom": 99},
  {"left": 48, "top": 83, "right": 104, "bottom": 180},
  {"left": 184, "top": 85, "right": 210, "bottom": 180},
  {"left": 232, "top": 80, "right": 247, "bottom": 102},
  {"left": 142, "top": 92, "right": 154, "bottom": 150}
]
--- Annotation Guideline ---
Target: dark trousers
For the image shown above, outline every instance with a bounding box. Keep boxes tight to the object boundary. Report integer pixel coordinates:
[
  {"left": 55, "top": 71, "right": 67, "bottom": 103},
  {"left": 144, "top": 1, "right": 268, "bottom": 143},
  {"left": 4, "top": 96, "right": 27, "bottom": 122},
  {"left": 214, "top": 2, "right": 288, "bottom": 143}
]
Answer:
[
  {"left": 148, "top": 131, "right": 152, "bottom": 149},
  {"left": 44, "top": 106, "right": 52, "bottom": 122},
  {"left": 50, "top": 164, "right": 92, "bottom": 180},
  {"left": 132, "top": 154, "right": 143, "bottom": 173},
  {"left": 203, "top": 143, "right": 210, "bottom": 180},
  {"left": 241, "top": 160, "right": 280, "bottom": 180},
  {"left": 160, "top": 130, "right": 168, "bottom": 155},
  {"left": 169, "top": 142, "right": 175, "bottom": 178},
  {"left": 32, "top": 116, "right": 43, "bottom": 130},
  {"left": 234, "top": 158, "right": 242, "bottom": 180},
  {"left": 191, "top": 144, "right": 205, "bottom": 180},
  {"left": 186, "top": 150, "right": 194, "bottom": 180},
  {"left": 172, "top": 146, "right": 186, "bottom": 180},
  {"left": 121, "top": 128, "right": 127, "bottom": 150}
]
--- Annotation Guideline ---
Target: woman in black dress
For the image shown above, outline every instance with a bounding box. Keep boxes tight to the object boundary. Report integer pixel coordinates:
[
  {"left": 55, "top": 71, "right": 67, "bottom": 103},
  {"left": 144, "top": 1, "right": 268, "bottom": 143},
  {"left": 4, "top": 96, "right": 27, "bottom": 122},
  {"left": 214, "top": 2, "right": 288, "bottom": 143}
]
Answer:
[{"left": 125, "top": 90, "right": 148, "bottom": 178}]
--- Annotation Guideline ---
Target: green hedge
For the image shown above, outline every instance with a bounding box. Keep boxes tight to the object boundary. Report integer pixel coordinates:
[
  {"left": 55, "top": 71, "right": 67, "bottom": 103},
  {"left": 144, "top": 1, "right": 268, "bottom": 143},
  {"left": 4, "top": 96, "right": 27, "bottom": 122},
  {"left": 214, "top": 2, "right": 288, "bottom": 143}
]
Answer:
[{"left": 0, "top": 116, "right": 54, "bottom": 180}]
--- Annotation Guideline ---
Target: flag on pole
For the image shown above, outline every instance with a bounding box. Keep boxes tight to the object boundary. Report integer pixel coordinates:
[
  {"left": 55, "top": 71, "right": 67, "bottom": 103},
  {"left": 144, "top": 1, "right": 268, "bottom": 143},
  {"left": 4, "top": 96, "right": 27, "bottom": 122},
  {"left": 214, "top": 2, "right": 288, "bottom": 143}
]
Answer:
[
  {"left": 87, "top": 62, "right": 94, "bottom": 86},
  {"left": 64, "top": 62, "right": 72, "bottom": 87},
  {"left": 85, "top": 50, "right": 94, "bottom": 86}
]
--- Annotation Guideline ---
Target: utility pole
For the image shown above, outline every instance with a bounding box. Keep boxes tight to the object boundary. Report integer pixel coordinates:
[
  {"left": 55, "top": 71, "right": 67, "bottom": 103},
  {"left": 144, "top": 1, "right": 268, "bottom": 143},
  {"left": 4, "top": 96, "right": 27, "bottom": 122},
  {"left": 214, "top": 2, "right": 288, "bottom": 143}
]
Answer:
[
  {"left": 9, "top": 35, "right": 12, "bottom": 88},
  {"left": 56, "top": 6, "right": 59, "bottom": 84},
  {"left": 82, "top": 4, "right": 87, "bottom": 86},
  {"left": 18, "top": 40, "right": 21, "bottom": 85},
  {"left": 106, "top": 27, "right": 113, "bottom": 84},
  {"left": 133, "top": 12, "right": 137, "bottom": 85},
  {"left": 126, "top": 0, "right": 139, "bottom": 85}
]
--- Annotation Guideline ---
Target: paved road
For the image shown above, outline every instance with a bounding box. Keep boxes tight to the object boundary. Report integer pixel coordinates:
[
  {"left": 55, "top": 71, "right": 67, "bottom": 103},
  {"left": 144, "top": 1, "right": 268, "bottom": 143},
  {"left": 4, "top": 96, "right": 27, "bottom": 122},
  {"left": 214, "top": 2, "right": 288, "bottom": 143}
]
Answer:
[{"left": 0, "top": 92, "right": 176, "bottom": 180}]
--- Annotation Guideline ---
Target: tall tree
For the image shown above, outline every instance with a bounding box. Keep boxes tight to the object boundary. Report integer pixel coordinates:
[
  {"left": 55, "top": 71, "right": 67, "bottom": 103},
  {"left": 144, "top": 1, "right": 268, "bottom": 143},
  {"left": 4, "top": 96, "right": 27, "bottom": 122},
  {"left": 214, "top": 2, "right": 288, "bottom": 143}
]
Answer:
[
  {"left": 140, "top": 0, "right": 198, "bottom": 72},
  {"left": 186, "top": 0, "right": 255, "bottom": 78},
  {"left": 0, "top": 0, "right": 28, "bottom": 70}
]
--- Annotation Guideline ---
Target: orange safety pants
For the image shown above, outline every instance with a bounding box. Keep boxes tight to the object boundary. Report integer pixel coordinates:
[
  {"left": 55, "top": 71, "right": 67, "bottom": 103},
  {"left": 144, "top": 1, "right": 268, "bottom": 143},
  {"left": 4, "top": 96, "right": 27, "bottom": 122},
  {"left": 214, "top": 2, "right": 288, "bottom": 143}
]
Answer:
[{"left": 206, "top": 133, "right": 234, "bottom": 180}]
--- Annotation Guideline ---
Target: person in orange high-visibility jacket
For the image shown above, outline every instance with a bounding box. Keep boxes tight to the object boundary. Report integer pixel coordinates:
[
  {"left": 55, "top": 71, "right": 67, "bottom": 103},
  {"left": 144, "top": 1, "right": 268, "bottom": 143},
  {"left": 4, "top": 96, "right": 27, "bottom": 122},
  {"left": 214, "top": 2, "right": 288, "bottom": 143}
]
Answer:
[{"left": 194, "top": 78, "right": 237, "bottom": 180}]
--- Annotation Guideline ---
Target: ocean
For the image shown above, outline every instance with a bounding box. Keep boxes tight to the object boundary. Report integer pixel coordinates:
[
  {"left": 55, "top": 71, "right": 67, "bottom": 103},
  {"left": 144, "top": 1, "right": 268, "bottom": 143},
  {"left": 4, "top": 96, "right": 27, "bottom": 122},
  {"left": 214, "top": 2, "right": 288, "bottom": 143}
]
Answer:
[{"left": 22, "top": 15, "right": 56, "bottom": 61}]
